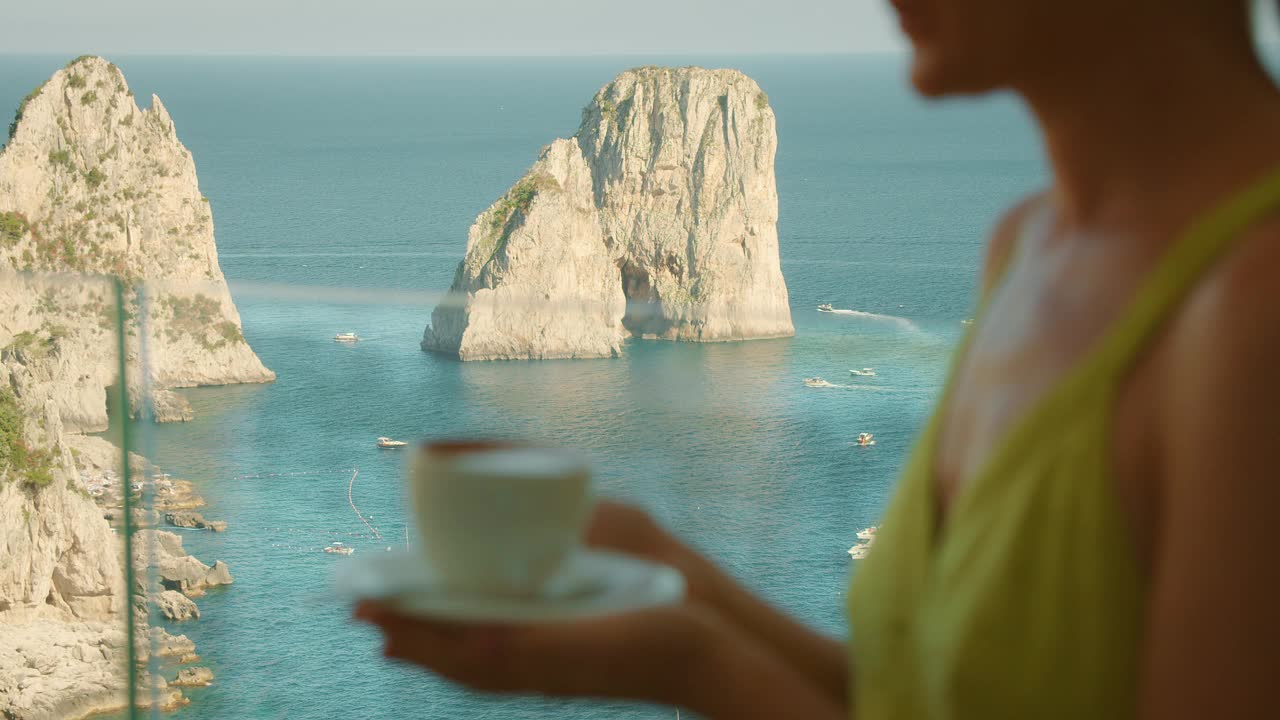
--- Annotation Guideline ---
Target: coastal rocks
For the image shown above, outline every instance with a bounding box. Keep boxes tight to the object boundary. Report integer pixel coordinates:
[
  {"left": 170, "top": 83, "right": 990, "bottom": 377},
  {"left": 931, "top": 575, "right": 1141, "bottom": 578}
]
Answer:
[
  {"left": 165, "top": 510, "right": 226, "bottom": 532},
  {"left": 0, "top": 621, "right": 127, "bottom": 720},
  {"left": 131, "top": 530, "right": 233, "bottom": 596},
  {"left": 153, "top": 590, "right": 199, "bottom": 621},
  {"left": 139, "top": 625, "right": 196, "bottom": 660},
  {"left": 170, "top": 667, "right": 213, "bottom": 688},
  {"left": 149, "top": 389, "right": 194, "bottom": 423},
  {"left": 423, "top": 66, "right": 793, "bottom": 361}
]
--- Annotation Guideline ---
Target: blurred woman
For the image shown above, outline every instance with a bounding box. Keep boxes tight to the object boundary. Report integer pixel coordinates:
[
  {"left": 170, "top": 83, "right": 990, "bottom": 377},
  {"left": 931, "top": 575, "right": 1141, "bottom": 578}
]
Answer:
[{"left": 358, "top": 1, "right": 1280, "bottom": 717}]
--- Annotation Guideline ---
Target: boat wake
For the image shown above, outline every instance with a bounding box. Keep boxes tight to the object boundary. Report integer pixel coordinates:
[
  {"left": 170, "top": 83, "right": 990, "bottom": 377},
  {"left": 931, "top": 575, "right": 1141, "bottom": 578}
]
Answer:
[{"left": 826, "top": 308, "right": 918, "bottom": 330}]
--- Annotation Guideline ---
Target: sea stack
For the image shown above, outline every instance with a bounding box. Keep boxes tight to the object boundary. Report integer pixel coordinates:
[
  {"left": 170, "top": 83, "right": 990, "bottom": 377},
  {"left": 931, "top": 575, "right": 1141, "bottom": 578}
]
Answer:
[
  {"left": 423, "top": 66, "right": 794, "bottom": 360},
  {"left": 0, "top": 55, "right": 273, "bottom": 429}
]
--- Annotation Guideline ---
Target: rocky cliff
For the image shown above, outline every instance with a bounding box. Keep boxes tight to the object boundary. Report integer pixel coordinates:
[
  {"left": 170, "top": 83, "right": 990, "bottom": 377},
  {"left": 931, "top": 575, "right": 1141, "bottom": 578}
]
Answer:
[
  {"left": 0, "top": 55, "right": 273, "bottom": 427},
  {"left": 423, "top": 66, "right": 793, "bottom": 360},
  {"left": 0, "top": 56, "right": 259, "bottom": 719}
]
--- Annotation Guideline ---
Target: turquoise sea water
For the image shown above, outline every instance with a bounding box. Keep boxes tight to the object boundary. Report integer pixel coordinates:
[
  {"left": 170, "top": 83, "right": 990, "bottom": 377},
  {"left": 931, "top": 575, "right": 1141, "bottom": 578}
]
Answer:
[{"left": 1, "top": 55, "right": 1044, "bottom": 718}]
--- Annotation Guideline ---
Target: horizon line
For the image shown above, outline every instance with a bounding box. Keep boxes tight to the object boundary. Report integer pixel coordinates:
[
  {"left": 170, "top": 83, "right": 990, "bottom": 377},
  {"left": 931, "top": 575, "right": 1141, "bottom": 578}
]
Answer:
[{"left": 0, "top": 50, "right": 909, "bottom": 59}]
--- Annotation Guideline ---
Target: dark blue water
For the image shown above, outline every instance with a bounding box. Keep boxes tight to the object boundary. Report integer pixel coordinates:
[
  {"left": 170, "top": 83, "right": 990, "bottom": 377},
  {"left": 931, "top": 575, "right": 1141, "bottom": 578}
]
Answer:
[{"left": 1, "top": 55, "right": 1045, "bottom": 718}]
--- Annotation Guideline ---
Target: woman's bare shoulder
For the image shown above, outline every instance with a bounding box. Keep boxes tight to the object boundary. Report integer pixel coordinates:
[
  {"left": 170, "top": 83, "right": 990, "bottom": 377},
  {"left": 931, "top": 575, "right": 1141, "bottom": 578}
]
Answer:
[
  {"left": 1140, "top": 214, "right": 1280, "bottom": 719},
  {"left": 981, "top": 191, "right": 1048, "bottom": 293},
  {"left": 1161, "top": 212, "right": 1280, "bottom": 465}
]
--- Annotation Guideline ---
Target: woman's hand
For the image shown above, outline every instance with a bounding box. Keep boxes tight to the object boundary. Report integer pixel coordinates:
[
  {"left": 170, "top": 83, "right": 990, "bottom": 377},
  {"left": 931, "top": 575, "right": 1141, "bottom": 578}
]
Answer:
[
  {"left": 581, "top": 501, "right": 722, "bottom": 606},
  {"left": 354, "top": 599, "right": 846, "bottom": 719},
  {"left": 355, "top": 600, "right": 712, "bottom": 705},
  {"left": 353, "top": 501, "right": 849, "bottom": 716},
  {"left": 582, "top": 501, "right": 850, "bottom": 705}
]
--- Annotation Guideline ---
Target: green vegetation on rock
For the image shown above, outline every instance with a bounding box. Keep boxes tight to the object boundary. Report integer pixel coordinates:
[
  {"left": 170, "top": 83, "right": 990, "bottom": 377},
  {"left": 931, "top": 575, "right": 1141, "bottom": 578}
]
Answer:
[
  {"left": 48, "top": 149, "right": 74, "bottom": 171},
  {"left": 0, "top": 211, "right": 29, "bottom": 246},
  {"left": 7, "top": 84, "right": 45, "bottom": 142},
  {"left": 756, "top": 91, "right": 769, "bottom": 110},
  {"left": 67, "top": 73, "right": 87, "bottom": 89},
  {"left": 80, "top": 91, "right": 98, "bottom": 106},
  {"left": 0, "top": 389, "right": 56, "bottom": 490},
  {"left": 161, "top": 294, "right": 241, "bottom": 350},
  {"left": 489, "top": 173, "right": 558, "bottom": 233},
  {"left": 83, "top": 167, "right": 105, "bottom": 189}
]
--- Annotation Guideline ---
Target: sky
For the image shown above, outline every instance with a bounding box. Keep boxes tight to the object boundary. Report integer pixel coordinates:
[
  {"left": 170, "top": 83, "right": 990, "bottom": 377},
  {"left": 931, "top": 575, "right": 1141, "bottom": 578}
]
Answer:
[
  {"left": 1, "top": 0, "right": 907, "bottom": 56},
  {"left": 5, "top": 1, "right": 1278, "bottom": 57}
]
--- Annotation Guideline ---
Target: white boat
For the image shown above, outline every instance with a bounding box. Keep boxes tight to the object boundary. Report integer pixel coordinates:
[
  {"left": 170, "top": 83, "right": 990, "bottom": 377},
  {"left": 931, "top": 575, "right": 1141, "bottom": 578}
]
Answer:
[
  {"left": 376, "top": 437, "right": 408, "bottom": 449},
  {"left": 856, "top": 432, "right": 876, "bottom": 446},
  {"left": 960, "top": 319, "right": 974, "bottom": 326},
  {"left": 334, "top": 332, "right": 359, "bottom": 343},
  {"left": 856, "top": 526, "right": 878, "bottom": 541},
  {"left": 323, "top": 542, "right": 355, "bottom": 556},
  {"left": 803, "top": 377, "right": 835, "bottom": 388},
  {"left": 817, "top": 303, "right": 834, "bottom": 313},
  {"left": 848, "top": 544, "right": 870, "bottom": 560},
  {"left": 849, "top": 368, "right": 876, "bottom": 377}
]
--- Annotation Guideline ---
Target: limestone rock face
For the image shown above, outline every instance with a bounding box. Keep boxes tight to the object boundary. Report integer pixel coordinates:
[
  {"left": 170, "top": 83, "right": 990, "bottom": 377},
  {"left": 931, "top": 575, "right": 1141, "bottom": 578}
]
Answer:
[
  {"left": 0, "top": 55, "right": 273, "bottom": 433},
  {"left": 424, "top": 66, "right": 793, "bottom": 360},
  {"left": 0, "top": 56, "right": 259, "bottom": 718},
  {"left": 0, "top": 368, "right": 122, "bottom": 625},
  {"left": 0, "top": 621, "right": 128, "bottom": 720},
  {"left": 153, "top": 590, "right": 199, "bottom": 622}
]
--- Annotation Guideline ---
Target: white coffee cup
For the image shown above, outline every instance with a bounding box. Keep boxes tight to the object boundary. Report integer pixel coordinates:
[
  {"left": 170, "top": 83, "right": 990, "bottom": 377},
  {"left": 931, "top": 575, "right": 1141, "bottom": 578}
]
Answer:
[{"left": 410, "top": 441, "right": 593, "bottom": 597}]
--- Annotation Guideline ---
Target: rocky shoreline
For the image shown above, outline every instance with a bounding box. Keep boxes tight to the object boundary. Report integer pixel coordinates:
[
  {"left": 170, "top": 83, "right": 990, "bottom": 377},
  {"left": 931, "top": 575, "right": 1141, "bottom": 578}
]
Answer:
[
  {"left": 0, "top": 432, "right": 231, "bottom": 720},
  {"left": 1, "top": 56, "right": 271, "bottom": 720}
]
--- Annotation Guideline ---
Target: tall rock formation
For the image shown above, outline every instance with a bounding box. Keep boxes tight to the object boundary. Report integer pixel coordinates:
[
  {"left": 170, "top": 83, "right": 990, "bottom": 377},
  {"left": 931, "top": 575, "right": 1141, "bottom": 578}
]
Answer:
[
  {"left": 423, "top": 66, "right": 793, "bottom": 360},
  {"left": 0, "top": 56, "right": 257, "bottom": 718},
  {"left": 0, "top": 55, "right": 273, "bottom": 428}
]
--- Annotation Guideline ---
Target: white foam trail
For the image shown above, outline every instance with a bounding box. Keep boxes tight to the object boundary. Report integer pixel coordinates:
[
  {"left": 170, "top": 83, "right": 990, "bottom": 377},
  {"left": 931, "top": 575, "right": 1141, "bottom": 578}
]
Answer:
[{"left": 826, "top": 308, "right": 918, "bottom": 331}]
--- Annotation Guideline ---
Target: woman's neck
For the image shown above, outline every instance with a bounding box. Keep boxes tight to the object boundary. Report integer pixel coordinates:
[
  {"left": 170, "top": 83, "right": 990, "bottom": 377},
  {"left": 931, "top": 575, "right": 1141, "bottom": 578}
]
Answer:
[{"left": 1019, "top": 9, "right": 1280, "bottom": 235}]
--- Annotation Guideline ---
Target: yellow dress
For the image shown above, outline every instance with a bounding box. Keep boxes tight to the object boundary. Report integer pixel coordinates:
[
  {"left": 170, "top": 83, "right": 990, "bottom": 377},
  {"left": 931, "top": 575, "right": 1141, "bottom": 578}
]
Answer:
[{"left": 846, "top": 169, "right": 1280, "bottom": 719}]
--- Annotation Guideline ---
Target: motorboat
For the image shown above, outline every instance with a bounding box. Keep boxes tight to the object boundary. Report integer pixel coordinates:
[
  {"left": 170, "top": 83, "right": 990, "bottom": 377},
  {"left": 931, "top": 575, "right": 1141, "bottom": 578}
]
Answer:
[
  {"left": 856, "top": 526, "right": 878, "bottom": 542},
  {"left": 960, "top": 319, "right": 974, "bottom": 326},
  {"left": 323, "top": 542, "right": 355, "bottom": 556},
  {"left": 803, "top": 377, "right": 835, "bottom": 388},
  {"left": 816, "top": 303, "right": 834, "bottom": 313},
  {"left": 856, "top": 432, "right": 876, "bottom": 446},
  {"left": 334, "top": 332, "right": 359, "bottom": 343},
  {"left": 849, "top": 368, "right": 876, "bottom": 377},
  {"left": 376, "top": 437, "right": 408, "bottom": 449},
  {"left": 848, "top": 544, "right": 870, "bottom": 560}
]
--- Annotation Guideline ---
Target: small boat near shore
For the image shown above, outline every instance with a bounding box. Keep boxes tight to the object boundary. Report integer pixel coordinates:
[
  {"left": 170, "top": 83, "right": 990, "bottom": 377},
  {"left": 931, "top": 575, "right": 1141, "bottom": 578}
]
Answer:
[
  {"left": 376, "top": 437, "right": 408, "bottom": 449},
  {"left": 323, "top": 542, "right": 354, "bottom": 556},
  {"left": 334, "top": 332, "right": 359, "bottom": 343},
  {"left": 849, "top": 368, "right": 876, "bottom": 377},
  {"left": 817, "top": 303, "right": 834, "bottom": 313},
  {"left": 803, "top": 377, "right": 836, "bottom": 388},
  {"left": 856, "top": 432, "right": 876, "bottom": 446},
  {"left": 848, "top": 544, "right": 870, "bottom": 559},
  {"left": 857, "top": 526, "right": 878, "bottom": 541}
]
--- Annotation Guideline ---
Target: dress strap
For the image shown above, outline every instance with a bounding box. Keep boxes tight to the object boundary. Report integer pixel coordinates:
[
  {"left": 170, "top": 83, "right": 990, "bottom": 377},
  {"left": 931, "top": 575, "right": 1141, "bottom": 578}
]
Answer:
[{"left": 1092, "top": 165, "right": 1280, "bottom": 380}]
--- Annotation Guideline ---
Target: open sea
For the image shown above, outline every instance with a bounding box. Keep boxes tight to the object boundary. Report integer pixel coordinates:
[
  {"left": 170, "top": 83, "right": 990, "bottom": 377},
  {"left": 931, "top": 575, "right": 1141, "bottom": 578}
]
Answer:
[{"left": 1, "top": 55, "right": 1044, "bottom": 718}]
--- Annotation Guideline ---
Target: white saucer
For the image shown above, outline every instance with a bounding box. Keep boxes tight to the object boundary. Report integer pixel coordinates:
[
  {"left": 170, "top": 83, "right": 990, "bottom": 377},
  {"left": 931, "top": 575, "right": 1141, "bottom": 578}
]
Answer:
[{"left": 334, "top": 547, "right": 686, "bottom": 623}]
